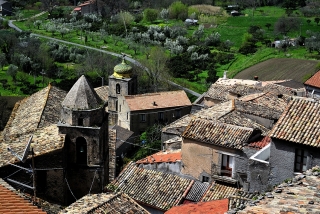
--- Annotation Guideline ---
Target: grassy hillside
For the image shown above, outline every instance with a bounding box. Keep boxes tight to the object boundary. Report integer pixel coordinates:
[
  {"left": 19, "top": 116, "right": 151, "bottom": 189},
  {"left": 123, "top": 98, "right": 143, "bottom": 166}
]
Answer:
[{"left": 234, "top": 58, "right": 319, "bottom": 82}]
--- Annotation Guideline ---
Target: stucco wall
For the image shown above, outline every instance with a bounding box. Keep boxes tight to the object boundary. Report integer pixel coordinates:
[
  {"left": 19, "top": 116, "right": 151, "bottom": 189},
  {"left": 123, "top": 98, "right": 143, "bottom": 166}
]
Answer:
[
  {"left": 247, "top": 160, "right": 271, "bottom": 193},
  {"left": 181, "top": 138, "right": 246, "bottom": 181}
]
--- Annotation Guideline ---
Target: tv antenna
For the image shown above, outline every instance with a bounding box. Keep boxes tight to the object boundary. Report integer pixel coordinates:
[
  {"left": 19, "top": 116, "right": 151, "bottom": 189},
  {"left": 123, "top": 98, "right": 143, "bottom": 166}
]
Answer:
[{"left": 7, "top": 136, "right": 33, "bottom": 163}]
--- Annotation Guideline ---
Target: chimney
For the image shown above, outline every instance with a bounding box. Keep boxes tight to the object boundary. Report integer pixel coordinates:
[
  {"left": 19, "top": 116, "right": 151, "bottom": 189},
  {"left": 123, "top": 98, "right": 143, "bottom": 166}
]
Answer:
[
  {"left": 254, "top": 76, "right": 258, "bottom": 81},
  {"left": 153, "top": 101, "right": 157, "bottom": 106},
  {"left": 223, "top": 71, "right": 227, "bottom": 79}
]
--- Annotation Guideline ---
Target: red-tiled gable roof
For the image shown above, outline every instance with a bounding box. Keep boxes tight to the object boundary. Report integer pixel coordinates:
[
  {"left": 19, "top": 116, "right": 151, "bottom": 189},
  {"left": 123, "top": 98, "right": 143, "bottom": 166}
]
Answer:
[
  {"left": 182, "top": 119, "right": 253, "bottom": 150},
  {"left": 0, "top": 179, "right": 47, "bottom": 214},
  {"left": 304, "top": 70, "right": 320, "bottom": 88},
  {"left": 125, "top": 90, "right": 191, "bottom": 111},
  {"left": 269, "top": 98, "right": 320, "bottom": 147},
  {"left": 165, "top": 198, "right": 228, "bottom": 214},
  {"left": 60, "top": 193, "right": 149, "bottom": 214},
  {"left": 112, "top": 162, "right": 193, "bottom": 211},
  {"left": 247, "top": 136, "right": 271, "bottom": 150},
  {"left": 136, "top": 150, "right": 181, "bottom": 164},
  {"left": 73, "top": 7, "right": 81, "bottom": 11},
  {"left": 201, "top": 183, "right": 239, "bottom": 202}
]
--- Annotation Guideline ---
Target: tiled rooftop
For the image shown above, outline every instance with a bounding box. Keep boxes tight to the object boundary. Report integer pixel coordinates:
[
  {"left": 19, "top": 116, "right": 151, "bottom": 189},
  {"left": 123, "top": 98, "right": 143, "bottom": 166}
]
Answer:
[
  {"left": 269, "top": 98, "right": 320, "bottom": 147},
  {"left": 111, "top": 125, "right": 134, "bottom": 149},
  {"left": 60, "top": 192, "right": 149, "bottom": 214},
  {"left": 124, "top": 90, "right": 191, "bottom": 111},
  {"left": 61, "top": 75, "right": 103, "bottom": 110},
  {"left": 136, "top": 150, "right": 181, "bottom": 164},
  {"left": 112, "top": 162, "right": 194, "bottom": 211},
  {"left": 236, "top": 166, "right": 320, "bottom": 214},
  {"left": 201, "top": 182, "right": 239, "bottom": 202},
  {"left": 165, "top": 198, "right": 228, "bottom": 214},
  {"left": 184, "top": 181, "right": 210, "bottom": 202},
  {"left": 94, "top": 85, "right": 109, "bottom": 102},
  {"left": 304, "top": 70, "right": 320, "bottom": 88},
  {"left": 247, "top": 136, "right": 271, "bottom": 150},
  {"left": 182, "top": 119, "right": 254, "bottom": 150},
  {"left": 0, "top": 85, "right": 66, "bottom": 167},
  {"left": 0, "top": 178, "right": 47, "bottom": 214}
]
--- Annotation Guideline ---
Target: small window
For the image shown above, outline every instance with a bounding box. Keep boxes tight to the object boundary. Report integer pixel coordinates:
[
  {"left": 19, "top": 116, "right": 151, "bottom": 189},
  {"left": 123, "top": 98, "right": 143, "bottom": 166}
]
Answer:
[
  {"left": 115, "top": 100, "right": 118, "bottom": 111},
  {"left": 140, "top": 114, "right": 146, "bottom": 122},
  {"left": 76, "top": 137, "right": 87, "bottom": 165},
  {"left": 202, "top": 176, "right": 209, "bottom": 182},
  {"left": 127, "top": 112, "right": 129, "bottom": 120},
  {"left": 221, "top": 154, "right": 233, "bottom": 177},
  {"left": 175, "top": 110, "right": 181, "bottom": 118},
  {"left": 295, "top": 148, "right": 307, "bottom": 172},
  {"left": 78, "top": 117, "right": 84, "bottom": 126},
  {"left": 116, "top": 83, "right": 120, "bottom": 94},
  {"left": 158, "top": 112, "right": 164, "bottom": 120}
]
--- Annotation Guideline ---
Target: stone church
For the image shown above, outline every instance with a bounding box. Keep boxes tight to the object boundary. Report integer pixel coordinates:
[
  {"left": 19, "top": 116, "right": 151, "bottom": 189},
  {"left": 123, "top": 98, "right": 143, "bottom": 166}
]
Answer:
[{"left": 0, "top": 58, "right": 191, "bottom": 205}]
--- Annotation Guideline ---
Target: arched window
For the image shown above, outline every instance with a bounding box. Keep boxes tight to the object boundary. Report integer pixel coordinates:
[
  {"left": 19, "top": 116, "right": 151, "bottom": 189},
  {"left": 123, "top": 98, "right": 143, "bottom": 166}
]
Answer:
[
  {"left": 116, "top": 83, "right": 120, "bottom": 94},
  {"left": 76, "top": 137, "right": 87, "bottom": 165}
]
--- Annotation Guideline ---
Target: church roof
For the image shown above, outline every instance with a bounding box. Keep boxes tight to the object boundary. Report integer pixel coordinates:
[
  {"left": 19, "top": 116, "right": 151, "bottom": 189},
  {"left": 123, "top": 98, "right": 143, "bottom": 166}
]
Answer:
[
  {"left": 0, "top": 85, "right": 66, "bottom": 167},
  {"left": 62, "top": 75, "right": 103, "bottom": 110}
]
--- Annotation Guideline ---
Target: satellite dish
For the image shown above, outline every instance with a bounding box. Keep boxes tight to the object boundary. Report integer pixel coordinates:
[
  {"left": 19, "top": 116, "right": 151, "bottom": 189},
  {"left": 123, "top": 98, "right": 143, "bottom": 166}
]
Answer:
[{"left": 7, "top": 136, "right": 33, "bottom": 163}]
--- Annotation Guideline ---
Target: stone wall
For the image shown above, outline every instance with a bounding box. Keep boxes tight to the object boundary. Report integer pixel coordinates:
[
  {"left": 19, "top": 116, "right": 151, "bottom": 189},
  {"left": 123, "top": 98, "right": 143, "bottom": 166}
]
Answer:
[{"left": 108, "top": 129, "right": 116, "bottom": 182}]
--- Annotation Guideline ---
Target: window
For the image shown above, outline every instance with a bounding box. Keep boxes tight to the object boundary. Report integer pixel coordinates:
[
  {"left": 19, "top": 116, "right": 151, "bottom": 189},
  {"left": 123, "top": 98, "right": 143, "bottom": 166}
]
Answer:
[
  {"left": 221, "top": 154, "right": 233, "bottom": 177},
  {"left": 158, "top": 112, "right": 164, "bottom": 120},
  {"left": 127, "top": 112, "right": 129, "bottom": 120},
  {"left": 202, "top": 176, "right": 209, "bottom": 182},
  {"left": 115, "top": 100, "right": 118, "bottom": 111},
  {"left": 116, "top": 83, "right": 120, "bottom": 94},
  {"left": 78, "top": 117, "right": 84, "bottom": 126},
  {"left": 295, "top": 148, "right": 307, "bottom": 172},
  {"left": 175, "top": 110, "right": 181, "bottom": 119},
  {"left": 140, "top": 114, "right": 146, "bottom": 122},
  {"left": 76, "top": 137, "right": 87, "bottom": 165}
]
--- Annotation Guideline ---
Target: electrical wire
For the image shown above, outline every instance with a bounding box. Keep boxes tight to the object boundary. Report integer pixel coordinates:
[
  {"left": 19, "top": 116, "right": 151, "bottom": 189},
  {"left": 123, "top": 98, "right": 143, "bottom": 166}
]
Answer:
[
  {"left": 88, "top": 169, "right": 97, "bottom": 195},
  {"left": 65, "top": 177, "right": 77, "bottom": 200}
]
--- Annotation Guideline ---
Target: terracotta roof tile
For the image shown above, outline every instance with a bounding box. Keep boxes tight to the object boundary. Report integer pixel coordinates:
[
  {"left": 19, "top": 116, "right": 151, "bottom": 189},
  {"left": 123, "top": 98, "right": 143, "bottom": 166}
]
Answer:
[
  {"left": 60, "top": 192, "right": 149, "bottom": 214},
  {"left": 125, "top": 90, "right": 191, "bottom": 111},
  {"left": 182, "top": 119, "right": 254, "bottom": 150},
  {"left": 112, "top": 162, "right": 193, "bottom": 211},
  {"left": 247, "top": 136, "right": 271, "bottom": 150},
  {"left": 136, "top": 150, "right": 181, "bottom": 164},
  {"left": 269, "top": 98, "right": 320, "bottom": 147},
  {"left": 304, "top": 70, "right": 320, "bottom": 88},
  {"left": 0, "top": 179, "right": 47, "bottom": 214},
  {"left": 165, "top": 198, "right": 228, "bottom": 214},
  {"left": 201, "top": 183, "right": 239, "bottom": 202}
]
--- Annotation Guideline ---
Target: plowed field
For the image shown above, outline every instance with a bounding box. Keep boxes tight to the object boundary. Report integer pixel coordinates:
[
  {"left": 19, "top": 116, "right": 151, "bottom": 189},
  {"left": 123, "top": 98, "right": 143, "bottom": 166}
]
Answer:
[{"left": 234, "top": 58, "right": 319, "bottom": 83}]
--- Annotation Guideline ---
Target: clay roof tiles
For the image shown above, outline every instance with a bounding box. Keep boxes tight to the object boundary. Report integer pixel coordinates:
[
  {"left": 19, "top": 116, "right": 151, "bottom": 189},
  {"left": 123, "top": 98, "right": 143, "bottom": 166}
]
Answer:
[
  {"left": 182, "top": 119, "right": 254, "bottom": 150},
  {"left": 60, "top": 192, "right": 149, "bottom": 214},
  {"left": 136, "top": 150, "right": 181, "bottom": 164},
  {"left": 201, "top": 183, "right": 239, "bottom": 202},
  {"left": 0, "top": 178, "right": 47, "bottom": 214},
  {"left": 124, "top": 90, "right": 191, "bottom": 111},
  {"left": 165, "top": 198, "right": 228, "bottom": 214},
  {"left": 269, "top": 98, "right": 320, "bottom": 147},
  {"left": 0, "top": 85, "right": 67, "bottom": 167},
  {"left": 112, "top": 162, "right": 194, "bottom": 211},
  {"left": 247, "top": 136, "right": 271, "bottom": 150},
  {"left": 304, "top": 70, "right": 320, "bottom": 88}
]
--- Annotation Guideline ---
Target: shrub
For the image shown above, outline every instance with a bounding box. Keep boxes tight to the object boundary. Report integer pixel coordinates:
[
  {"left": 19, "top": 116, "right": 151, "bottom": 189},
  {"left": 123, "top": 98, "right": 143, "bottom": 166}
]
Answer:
[
  {"left": 169, "top": 1, "right": 188, "bottom": 20},
  {"left": 144, "top": 8, "right": 158, "bottom": 22}
]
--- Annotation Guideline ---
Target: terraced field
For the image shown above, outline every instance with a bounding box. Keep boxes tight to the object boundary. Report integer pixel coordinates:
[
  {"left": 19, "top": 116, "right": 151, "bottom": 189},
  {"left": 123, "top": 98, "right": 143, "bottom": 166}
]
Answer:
[{"left": 234, "top": 58, "right": 320, "bottom": 83}]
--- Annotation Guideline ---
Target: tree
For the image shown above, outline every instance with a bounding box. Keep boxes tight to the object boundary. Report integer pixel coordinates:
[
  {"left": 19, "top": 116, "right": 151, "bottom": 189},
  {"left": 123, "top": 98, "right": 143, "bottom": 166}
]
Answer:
[
  {"left": 274, "top": 17, "right": 301, "bottom": 36},
  {"left": 33, "top": 20, "right": 42, "bottom": 29},
  {"left": 160, "top": 8, "right": 169, "bottom": 22},
  {"left": 315, "top": 17, "right": 320, "bottom": 25},
  {"left": 168, "top": 1, "right": 188, "bottom": 20},
  {"left": 0, "top": 52, "right": 6, "bottom": 70},
  {"left": 6, "top": 64, "right": 18, "bottom": 84},
  {"left": 144, "top": 8, "right": 158, "bottom": 22},
  {"left": 307, "top": 19, "right": 311, "bottom": 25},
  {"left": 192, "top": 24, "right": 204, "bottom": 42},
  {"left": 141, "top": 47, "right": 169, "bottom": 92},
  {"left": 305, "top": 31, "right": 320, "bottom": 54}
]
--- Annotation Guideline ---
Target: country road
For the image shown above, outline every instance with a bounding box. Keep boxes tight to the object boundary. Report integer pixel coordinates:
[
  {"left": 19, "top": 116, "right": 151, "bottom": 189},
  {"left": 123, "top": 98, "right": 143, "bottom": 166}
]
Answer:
[{"left": 8, "top": 20, "right": 201, "bottom": 97}]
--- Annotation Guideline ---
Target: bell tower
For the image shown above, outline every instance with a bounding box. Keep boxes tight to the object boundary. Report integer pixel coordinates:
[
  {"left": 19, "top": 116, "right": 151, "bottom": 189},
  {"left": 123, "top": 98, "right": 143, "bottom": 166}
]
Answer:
[
  {"left": 58, "top": 75, "right": 109, "bottom": 204},
  {"left": 108, "top": 57, "right": 137, "bottom": 126}
]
